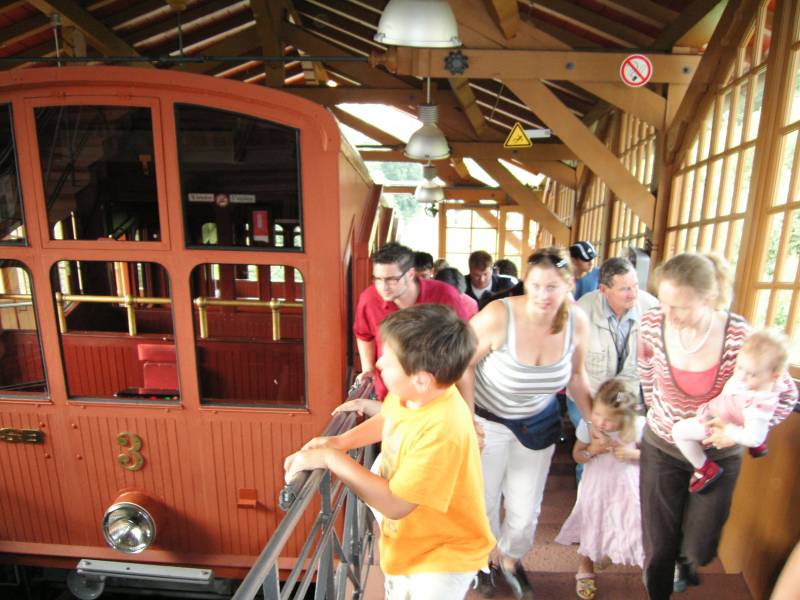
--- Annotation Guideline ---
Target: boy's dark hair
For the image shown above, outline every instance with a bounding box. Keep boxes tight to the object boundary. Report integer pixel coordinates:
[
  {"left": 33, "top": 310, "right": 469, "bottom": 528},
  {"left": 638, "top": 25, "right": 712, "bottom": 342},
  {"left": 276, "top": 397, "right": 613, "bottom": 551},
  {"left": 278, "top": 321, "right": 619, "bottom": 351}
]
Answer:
[
  {"left": 434, "top": 267, "right": 467, "bottom": 293},
  {"left": 379, "top": 304, "right": 476, "bottom": 386},
  {"left": 372, "top": 242, "right": 415, "bottom": 272},
  {"left": 494, "top": 258, "right": 518, "bottom": 278},
  {"left": 468, "top": 250, "right": 493, "bottom": 270},
  {"left": 414, "top": 251, "right": 434, "bottom": 271}
]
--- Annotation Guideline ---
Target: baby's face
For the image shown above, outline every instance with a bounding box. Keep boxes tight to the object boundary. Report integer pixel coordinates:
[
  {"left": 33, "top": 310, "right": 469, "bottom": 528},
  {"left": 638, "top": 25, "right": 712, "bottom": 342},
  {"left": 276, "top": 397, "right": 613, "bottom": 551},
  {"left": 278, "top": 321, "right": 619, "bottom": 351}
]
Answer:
[{"left": 734, "top": 351, "right": 777, "bottom": 390}]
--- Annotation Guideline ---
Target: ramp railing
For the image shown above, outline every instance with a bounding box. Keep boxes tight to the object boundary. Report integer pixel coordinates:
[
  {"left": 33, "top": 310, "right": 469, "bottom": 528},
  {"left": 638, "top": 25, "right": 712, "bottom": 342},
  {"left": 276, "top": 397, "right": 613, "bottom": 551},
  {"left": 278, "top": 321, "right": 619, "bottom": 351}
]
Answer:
[{"left": 232, "top": 379, "right": 377, "bottom": 600}]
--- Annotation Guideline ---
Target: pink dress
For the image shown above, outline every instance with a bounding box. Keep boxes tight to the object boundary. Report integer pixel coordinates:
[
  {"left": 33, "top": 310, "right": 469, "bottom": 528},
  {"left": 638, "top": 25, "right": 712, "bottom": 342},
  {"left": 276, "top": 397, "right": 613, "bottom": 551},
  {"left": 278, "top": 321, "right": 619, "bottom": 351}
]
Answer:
[{"left": 555, "top": 417, "right": 645, "bottom": 567}]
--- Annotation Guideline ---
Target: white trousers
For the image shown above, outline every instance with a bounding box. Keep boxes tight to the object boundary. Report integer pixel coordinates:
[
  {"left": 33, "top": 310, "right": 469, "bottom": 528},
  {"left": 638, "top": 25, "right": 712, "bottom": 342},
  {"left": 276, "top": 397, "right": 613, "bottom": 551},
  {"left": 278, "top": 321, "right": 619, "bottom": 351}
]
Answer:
[
  {"left": 477, "top": 416, "right": 555, "bottom": 560},
  {"left": 384, "top": 571, "right": 476, "bottom": 600}
]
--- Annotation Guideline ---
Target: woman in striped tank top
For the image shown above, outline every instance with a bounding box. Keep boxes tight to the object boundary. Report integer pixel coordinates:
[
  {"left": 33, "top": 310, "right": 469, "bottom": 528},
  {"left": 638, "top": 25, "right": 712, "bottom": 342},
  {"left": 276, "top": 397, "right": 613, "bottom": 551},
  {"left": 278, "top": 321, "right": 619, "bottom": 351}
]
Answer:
[
  {"left": 637, "top": 253, "right": 797, "bottom": 600},
  {"left": 459, "top": 248, "right": 593, "bottom": 599}
]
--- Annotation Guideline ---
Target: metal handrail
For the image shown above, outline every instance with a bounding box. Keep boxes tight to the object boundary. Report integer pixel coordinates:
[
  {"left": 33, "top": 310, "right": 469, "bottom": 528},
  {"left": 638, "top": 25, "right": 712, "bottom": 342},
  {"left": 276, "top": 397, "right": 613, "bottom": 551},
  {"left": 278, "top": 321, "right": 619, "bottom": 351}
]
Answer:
[
  {"left": 6, "top": 291, "right": 304, "bottom": 340},
  {"left": 233, "top": 379, "right": 377, "bottom": 600}
]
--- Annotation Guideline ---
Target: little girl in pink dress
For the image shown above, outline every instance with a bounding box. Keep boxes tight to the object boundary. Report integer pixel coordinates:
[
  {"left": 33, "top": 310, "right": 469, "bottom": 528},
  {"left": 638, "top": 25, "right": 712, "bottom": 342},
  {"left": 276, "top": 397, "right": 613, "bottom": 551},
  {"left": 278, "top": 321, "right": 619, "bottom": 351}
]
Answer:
[{"left": 555, "top": 378, "right": 645, "bottom": 600}]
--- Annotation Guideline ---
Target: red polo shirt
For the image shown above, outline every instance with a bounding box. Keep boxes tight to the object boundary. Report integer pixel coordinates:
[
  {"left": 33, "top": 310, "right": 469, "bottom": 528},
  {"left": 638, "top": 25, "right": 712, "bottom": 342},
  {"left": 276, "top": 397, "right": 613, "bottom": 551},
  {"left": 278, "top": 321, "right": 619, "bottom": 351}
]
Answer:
[{"left": 353, "top": 278, "right": 475, "bottom": 400}]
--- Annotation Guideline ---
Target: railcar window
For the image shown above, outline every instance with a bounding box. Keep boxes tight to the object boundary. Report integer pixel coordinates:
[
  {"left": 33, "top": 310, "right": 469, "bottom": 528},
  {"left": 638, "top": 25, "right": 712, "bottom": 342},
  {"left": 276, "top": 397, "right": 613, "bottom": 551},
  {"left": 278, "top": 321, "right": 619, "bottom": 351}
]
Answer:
[
  {"left": 175, "top": 105, "right": 303, "bottom": 251},
  {"left": 191, "top": 263, "right": 305, "bottom": 407},
  {"left": 34, "top": 106, "right": 160, "bottom": 242},
  {"left": 0, "top": 105, "right": 25, "bottom": 244},
  {"left": 0, "top": 261, "right": 47, "bottom": 398},
  {"left": 50, "top": 260, "right": 178, "bottom": 402}
]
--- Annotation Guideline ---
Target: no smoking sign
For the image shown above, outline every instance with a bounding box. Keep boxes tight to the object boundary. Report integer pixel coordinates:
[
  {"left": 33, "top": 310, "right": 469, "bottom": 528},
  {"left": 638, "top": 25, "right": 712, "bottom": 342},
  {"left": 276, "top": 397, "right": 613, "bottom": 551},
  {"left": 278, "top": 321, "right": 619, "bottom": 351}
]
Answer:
[{"left": 620, "top": 54, "right": 653, "bottom": 87}]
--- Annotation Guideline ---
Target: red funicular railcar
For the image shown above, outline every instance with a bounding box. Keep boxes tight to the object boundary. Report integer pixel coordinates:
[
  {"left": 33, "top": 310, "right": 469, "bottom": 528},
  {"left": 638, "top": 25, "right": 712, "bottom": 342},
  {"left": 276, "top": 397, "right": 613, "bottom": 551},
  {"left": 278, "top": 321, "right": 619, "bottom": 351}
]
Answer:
[{"left": 0, "top": 66, "right": 386, "bottom": 596}]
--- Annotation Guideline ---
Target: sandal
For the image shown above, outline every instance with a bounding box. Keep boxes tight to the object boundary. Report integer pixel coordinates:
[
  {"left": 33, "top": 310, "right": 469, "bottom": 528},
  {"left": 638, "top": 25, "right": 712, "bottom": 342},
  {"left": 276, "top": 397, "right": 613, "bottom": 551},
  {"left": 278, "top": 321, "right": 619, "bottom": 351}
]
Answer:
[{"left": 575, "top": 573, "right": 597, "bottom": 600}]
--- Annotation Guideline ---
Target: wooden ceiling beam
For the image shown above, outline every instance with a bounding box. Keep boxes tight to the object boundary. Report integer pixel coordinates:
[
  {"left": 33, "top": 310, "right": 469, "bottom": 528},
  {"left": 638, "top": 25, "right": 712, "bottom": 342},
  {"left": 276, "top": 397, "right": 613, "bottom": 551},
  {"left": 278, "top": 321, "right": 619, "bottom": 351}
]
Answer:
[
  {"left": 449, "top": 77, "right": 488, "bottom": 137},
  {"left": 379, "top": 48, "right": 700, "bottom": 85},
  {"left": 506, "top": 78, "right": 655, "bottom": 226},
  {"left": 477, "top": 159, "right": 570, "bottom": 244},
  {"left": 284, "top": 86, "right": 455, "bottom": 107},
  {"left": 359, "top": 141, "right": 576, "bottom": 163},
  {"left": 483, "top": 0, "right": 520, "bottom": 39},
  {"left": 666, "top": 0, "right": 761, "bottom": 167},
  {"left": 27, "top": 0, "right": 153, "bottom": 65},
  {"left": 512, "top": 159, "right": 576, "bottom": 189},
  {"left": 331, "top": 106, "right": 404, "bottom": 146},
  {"left": 599, "top": 0, "right": 678, "bottom": 26},
  {"left": 0, "top": 14, "right": 49, "bottom": 48},
  {"left": 383, "top": 187, "right": 510, "bottom": 204},
  {"left": 281, "top": 21, "right": 410, "bottom": 89},
  {"left": 651, "top": 0, "right": 723, "bottom": 51},
  {"left": 532, "top": 0, "right": 655, "bottom": 47},
  {"left": 580, "top": 82, "right": 666, "bottom": 129},
  {"left": 180, "top": 26, "right": 261, "bottom": 74},
  {"left": 250, "top": 0, "right": 286, "bottom": 86}
]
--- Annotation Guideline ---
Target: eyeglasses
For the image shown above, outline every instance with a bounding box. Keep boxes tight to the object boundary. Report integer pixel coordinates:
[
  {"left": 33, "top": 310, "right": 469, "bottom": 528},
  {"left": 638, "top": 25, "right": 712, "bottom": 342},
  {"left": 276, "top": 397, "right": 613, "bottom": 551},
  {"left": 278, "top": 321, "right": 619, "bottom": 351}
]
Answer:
[
  {"left": 372, "top": 268, "right": 410, "bottom": 286},
  {"left": 528, "top": 252, "right": 568, "bottom": 269}
]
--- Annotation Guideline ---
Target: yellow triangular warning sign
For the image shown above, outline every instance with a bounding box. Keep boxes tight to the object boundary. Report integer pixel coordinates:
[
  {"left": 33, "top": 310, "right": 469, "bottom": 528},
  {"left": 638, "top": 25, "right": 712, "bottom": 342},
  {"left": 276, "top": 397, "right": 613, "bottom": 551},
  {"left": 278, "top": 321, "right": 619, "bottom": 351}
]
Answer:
[{"left": 504, "top": 122, "right": 532, "bottom": 149}]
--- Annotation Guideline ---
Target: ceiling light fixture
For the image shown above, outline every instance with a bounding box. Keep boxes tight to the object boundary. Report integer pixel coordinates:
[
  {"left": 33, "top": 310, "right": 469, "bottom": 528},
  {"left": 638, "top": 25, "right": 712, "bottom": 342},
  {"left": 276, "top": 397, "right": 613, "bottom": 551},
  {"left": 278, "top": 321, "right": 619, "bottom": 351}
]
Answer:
[
  {"left": 374, "top": 0, "right": 461, "bottom": 48},
  {"left": 415, "top": 162, "right": 445, "bottom": 205},
  {"left": 405, "top": 78, "right": 450, "bottom": 161}
]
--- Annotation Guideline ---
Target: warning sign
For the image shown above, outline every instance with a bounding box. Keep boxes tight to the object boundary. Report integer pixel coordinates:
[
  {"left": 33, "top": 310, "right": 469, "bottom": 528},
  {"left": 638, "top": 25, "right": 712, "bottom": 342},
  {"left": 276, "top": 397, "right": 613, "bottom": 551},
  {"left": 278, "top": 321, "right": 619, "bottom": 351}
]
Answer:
[
  {"left": 620, "top": 54, "right": 653, "bottom": 87},
  {"left": 504, "top": 122, "right": 532, "bottom": 149}
]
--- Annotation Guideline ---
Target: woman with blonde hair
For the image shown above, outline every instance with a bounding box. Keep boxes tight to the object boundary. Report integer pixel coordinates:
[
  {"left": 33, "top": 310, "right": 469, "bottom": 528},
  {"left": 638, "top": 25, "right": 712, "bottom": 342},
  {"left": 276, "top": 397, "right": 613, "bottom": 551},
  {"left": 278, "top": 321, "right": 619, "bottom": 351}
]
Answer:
[
  {"left": 459, "top": 247, "right": 593, "bottom": 599},
  {"left": 637, "top": 252, "right": 797, "bottom": 599}
]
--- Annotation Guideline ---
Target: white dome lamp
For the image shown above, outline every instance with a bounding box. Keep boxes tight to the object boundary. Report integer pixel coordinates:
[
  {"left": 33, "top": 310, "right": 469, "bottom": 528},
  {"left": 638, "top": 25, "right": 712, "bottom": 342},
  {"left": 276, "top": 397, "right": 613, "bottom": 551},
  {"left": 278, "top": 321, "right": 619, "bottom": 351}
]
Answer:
[
  {"left": 415, "top": 163, "right": 445, "bottom": 205},
  {"left": 374, "top": 0, "right": 461, "bottom": 48},
  {"left": 405, "top": 78, "right": 450, "bottom": 161}
]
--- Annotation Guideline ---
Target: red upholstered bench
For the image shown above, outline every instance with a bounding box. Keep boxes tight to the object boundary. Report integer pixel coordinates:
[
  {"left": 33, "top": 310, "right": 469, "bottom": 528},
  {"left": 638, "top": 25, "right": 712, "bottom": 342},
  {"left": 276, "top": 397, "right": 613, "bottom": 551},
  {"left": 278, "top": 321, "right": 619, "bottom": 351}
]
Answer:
[{"left": 137, "top": 343, "right": 178, "bottom": 390}]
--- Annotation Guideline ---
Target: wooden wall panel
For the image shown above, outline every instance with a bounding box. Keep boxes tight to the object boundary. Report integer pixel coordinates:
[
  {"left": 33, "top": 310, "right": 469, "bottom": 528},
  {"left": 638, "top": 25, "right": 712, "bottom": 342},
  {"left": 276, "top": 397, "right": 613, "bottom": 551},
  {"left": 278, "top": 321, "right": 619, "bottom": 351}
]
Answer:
[{"left": 720, "top": 411, "right": 800, "bottom": 599}]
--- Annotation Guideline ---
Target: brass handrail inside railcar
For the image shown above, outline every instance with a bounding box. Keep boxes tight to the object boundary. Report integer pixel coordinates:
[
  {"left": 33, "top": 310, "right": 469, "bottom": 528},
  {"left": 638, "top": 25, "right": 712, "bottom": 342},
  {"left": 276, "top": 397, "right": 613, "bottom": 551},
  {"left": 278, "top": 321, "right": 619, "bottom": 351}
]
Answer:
[
  {"left": 233, "top": 379, "right": 377, "bottom": 600},
  {"left": 0, "top": 292, "right": 303, "bottom": 341}
]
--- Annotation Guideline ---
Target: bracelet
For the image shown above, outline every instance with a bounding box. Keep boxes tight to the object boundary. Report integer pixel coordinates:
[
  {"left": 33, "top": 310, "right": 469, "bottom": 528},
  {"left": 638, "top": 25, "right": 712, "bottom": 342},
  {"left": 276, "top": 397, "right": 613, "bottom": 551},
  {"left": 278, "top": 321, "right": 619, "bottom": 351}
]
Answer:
[{"left": 580, "top": 449, "right": 594, "bottom": 460}]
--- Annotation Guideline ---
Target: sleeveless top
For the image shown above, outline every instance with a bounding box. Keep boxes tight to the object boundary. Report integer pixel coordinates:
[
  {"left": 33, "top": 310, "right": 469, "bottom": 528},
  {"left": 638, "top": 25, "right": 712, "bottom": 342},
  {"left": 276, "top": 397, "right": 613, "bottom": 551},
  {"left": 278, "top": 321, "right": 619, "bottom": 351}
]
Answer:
[
  {"left": 671, "top": 362, "right": 720, "bottom": 398},
  {"left": 474, "top": 298, "right": 575, "bottom": 419}
]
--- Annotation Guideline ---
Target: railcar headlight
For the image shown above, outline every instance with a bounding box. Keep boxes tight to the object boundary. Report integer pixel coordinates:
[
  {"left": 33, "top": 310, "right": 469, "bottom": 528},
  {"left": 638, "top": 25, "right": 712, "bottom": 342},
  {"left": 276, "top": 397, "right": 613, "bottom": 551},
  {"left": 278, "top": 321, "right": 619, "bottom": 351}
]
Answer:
[{"left": 102, "top": 492, "right": 158, "bottom": 554}]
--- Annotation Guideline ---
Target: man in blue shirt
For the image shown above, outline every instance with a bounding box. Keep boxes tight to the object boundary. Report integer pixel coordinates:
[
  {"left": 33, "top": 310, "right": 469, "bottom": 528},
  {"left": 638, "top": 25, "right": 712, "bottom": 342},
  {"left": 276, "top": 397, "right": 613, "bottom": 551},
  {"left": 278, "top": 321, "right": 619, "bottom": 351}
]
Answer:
[{"left": 570, "top": 241, "right": 599, "bottom": 300}]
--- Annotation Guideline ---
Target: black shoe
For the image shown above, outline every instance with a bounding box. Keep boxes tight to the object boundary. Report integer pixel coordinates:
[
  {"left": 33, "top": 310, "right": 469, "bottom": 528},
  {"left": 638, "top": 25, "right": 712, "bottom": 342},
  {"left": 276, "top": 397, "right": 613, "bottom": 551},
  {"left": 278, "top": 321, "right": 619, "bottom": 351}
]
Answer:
[
  {"left": 673, "top": 559, "right": 700, "bottom": 593},
  {"left": 499, "top": 561, "right": 534, "bottom": 600},
  {"left": 475, "top": 565, "right": 498, "bottom": 598}
]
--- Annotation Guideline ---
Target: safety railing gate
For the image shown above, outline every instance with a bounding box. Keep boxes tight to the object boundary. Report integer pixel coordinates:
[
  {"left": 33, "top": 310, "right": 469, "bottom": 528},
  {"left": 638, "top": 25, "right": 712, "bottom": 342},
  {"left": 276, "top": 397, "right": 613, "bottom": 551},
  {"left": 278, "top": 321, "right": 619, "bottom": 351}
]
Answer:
[{"left": 232, "top": 380, "right": 377, "bottom": 600}]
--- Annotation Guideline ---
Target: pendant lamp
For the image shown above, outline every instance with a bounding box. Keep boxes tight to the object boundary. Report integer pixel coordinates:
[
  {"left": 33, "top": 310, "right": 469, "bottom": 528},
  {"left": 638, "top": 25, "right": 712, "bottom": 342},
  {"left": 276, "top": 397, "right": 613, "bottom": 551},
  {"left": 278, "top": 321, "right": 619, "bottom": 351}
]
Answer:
[
  {"left": 415, "top": 163, "right": 445, "bottom": 204},
  {"left": 405, "top": 78, "right": 450, "bottom": 161},
  {"left": 374, "top": 0, "right": 461, "bottom": 48}
]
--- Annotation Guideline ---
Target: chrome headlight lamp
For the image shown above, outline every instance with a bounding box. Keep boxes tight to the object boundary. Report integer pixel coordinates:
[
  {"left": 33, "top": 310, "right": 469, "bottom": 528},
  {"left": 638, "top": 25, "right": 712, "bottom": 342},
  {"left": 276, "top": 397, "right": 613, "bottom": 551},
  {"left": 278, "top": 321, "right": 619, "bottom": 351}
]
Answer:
[{"left": 102, "top": 493, "right": 158, "bottom": 554}]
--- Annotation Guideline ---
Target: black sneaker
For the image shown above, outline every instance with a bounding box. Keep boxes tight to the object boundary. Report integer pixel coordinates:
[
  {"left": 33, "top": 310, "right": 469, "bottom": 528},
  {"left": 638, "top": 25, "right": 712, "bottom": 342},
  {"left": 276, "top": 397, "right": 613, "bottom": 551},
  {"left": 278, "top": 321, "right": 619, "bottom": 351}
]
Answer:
[
  {"left": 673, "top": 559, "right": 700, "bottom": 593},
  {"left": 499, "top": 561, "right": 534, "bottom": 600},
  {"left": 475, "top": 565, "right": 498, "bottom": 598}
]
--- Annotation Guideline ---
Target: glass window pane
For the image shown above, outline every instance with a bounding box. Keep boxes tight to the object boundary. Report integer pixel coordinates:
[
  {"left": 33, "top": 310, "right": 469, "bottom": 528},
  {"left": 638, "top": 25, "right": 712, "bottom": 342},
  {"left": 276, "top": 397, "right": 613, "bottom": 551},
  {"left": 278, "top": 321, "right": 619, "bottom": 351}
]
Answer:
[
  {"left": 35, "top": 106, "right": 160, "bottom": 242},
  {"left": 52, "top": 260, "right": 176, "bottom": 401},
  {"left": 772, "top": 290, "right": 793, "bottom": 329},
  {"left": 446, "top": 209, "right": 472, "bottom": 227},
  {"left": 505, "top": 212, "right": 523, "bottom": 229},
  {"left": 192, "top": 263, "right": 305, "bottom": 406},
  {"left": 176, "top": 104, "right": 301, "bottom": 250},
  {"left": 748, "top": 70, "right": 766, "bottom": 141},
  {"left": 752, "top": 289, "right": 770, "bottom": 327},
  {"left": 727, "top": 219, "right": 745, "bottom": 267},
  {"left": 736, "top": 146, "right": 755, "bottom": 213},
  {"left": 731, "top": 81, "right": 748, "bottom": 148},
  {"left": 788, "top": 60, "right": 800, "bottom": 125},
  {"left": 720, "top": 155, "right": 737, "bottom": 215},
  {"left": 0, "top": 262, "right": 47, "bottom": 398},
  {"left": 445, "top": 228, "right": 470, "bottom": 254},
  {"left": 761, "top": 212, "right": 784, "bottom": 281},
  {"left": 774, "top": 131, "right": 797, "bottom": 207},
  {"left": 471, "top": 229, "right": 498, "bottom": 255},
  {"left": 778, "top": 209, "right": 800, "bottom": 282},
  {"left": 718, "top": 91, "right": 731, "bottom": 151},
  {"left": 704, "top": 159, "right": 721, "bottom": 218},
  {"left": 0, "top": 105, "right": 25, "bottom": 244}
]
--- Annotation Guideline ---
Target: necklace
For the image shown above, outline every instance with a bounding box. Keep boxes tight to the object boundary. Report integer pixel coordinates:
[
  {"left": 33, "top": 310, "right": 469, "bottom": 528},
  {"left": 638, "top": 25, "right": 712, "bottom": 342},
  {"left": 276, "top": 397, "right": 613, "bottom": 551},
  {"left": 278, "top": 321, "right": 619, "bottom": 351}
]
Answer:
[{"left": 673, "top": 312, "right": 714, "bottom": 355}]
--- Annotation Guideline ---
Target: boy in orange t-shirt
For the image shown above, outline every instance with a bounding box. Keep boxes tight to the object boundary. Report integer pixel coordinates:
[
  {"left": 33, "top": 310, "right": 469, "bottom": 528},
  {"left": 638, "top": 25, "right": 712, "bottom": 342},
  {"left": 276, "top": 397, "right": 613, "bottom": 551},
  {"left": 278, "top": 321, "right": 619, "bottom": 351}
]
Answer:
[{"left": 285, "top": 304, "right": 495, "bottom": 600}]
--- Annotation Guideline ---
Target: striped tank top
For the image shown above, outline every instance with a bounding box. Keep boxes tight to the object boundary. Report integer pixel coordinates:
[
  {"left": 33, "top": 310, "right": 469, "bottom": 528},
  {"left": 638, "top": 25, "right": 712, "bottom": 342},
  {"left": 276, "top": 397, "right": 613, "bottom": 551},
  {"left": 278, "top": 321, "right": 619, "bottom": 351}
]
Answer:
[{"left": 474, "top": 298, "right": 575, "bottom": 419}]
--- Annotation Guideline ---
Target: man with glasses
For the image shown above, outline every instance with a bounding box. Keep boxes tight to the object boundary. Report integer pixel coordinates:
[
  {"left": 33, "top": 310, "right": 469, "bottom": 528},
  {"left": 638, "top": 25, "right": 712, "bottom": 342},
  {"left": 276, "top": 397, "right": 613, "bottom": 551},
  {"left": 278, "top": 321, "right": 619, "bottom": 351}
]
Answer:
[{"left": 354, "top": 243, "right": 473, "bottom": 400}]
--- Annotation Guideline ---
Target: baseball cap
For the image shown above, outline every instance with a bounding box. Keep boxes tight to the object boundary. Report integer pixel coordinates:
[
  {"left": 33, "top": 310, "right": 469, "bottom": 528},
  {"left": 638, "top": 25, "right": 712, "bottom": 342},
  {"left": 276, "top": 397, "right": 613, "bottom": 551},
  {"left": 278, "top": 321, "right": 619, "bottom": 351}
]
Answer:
[{"left": 569, "top": 241, "right": 597, "bottom": 262}]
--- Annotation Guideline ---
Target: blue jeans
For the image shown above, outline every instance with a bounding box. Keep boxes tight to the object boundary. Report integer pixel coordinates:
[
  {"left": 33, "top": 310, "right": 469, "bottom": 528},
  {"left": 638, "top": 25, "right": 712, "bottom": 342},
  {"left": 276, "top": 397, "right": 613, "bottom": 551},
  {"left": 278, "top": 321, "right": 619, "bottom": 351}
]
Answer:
[{"left": 566, "top": 397, "right": 584, "bottom": 483}]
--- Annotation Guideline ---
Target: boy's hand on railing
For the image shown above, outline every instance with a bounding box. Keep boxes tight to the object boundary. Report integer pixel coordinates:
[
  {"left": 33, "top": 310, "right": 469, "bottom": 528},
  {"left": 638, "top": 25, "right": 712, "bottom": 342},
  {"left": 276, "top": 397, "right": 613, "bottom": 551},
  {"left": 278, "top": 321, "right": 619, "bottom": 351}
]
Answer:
[
  {"left": 284, "top": 448, "right": 330, "bottom": 484},
  {"left": 301, "top": 436, "right": 344, "bottom": 452},
  {"left": 333, "top": 399, "right": 381, "bottom": 418}
]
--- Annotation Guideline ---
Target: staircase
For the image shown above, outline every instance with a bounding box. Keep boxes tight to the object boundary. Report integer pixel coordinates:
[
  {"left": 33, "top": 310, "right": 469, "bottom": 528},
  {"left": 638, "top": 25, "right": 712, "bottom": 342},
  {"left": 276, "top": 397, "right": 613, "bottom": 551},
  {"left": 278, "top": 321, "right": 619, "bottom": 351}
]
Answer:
[{"left": 363, "top": 422, "right": 753, "bottom": 599}]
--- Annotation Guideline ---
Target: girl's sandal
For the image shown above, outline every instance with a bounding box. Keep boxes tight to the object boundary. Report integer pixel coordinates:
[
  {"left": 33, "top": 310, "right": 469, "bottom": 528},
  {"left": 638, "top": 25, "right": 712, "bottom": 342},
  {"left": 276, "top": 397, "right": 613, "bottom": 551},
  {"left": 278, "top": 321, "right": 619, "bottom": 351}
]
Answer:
[{"left": 575, "top": 573, "right": 597, "bottom": 600}]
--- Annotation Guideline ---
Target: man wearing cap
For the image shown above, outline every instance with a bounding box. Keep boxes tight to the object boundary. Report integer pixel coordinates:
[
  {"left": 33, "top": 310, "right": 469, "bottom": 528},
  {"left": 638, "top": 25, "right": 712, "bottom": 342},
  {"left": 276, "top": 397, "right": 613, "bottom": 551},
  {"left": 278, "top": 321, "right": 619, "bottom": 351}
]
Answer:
[{"left": 570, "top": 241, "right": 600, "bottom": 301}]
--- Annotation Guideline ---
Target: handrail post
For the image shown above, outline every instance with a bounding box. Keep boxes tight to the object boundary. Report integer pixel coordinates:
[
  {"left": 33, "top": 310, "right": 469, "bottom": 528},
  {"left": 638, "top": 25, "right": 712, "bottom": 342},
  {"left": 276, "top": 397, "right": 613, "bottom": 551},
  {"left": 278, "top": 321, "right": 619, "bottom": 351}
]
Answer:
[
  {"left": 54, "top": 292, "right": 67, "bottom": 333},
  {"left": 269, "top": 298, "right": 282, "bottom": 341},
  {"left": 315, "top": 471, "right": 335, "bottom": 600},
  {"left": 123, "top": 294, "right": 137, "bottom": 336},
  {"left": 262, "top": 564, "right": 280, "bottom": 600},
  {"left": 194, "top": 297, "right": 209, "bottom": 339}
]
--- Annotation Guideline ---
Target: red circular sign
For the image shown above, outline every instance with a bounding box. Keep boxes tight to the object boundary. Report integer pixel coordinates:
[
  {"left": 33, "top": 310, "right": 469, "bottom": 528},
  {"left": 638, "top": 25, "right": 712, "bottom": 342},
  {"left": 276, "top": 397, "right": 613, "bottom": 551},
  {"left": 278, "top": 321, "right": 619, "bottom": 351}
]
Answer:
[{"left": 620, "top": 54, "right": 653, "bottom": 88}]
